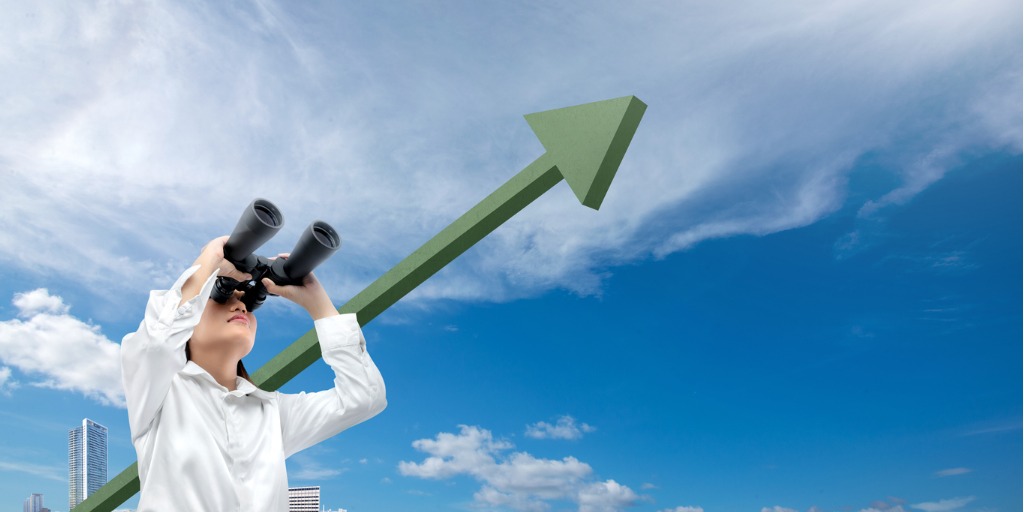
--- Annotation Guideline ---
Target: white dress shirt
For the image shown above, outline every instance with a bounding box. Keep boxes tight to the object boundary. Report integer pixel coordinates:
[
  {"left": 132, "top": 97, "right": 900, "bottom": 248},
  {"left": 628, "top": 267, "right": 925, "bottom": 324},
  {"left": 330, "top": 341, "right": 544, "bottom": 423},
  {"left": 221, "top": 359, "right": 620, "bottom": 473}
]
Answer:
[{"left": 120, "top": 265, "right": 387, "bottom": 512}]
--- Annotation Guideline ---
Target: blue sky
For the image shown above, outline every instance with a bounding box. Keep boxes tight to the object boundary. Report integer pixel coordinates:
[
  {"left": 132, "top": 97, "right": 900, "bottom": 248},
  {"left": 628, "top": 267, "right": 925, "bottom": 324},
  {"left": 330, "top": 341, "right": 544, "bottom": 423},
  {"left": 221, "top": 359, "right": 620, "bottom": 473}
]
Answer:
[{"left": 0, "top": 1, "right": 1020, "bottom": 512}]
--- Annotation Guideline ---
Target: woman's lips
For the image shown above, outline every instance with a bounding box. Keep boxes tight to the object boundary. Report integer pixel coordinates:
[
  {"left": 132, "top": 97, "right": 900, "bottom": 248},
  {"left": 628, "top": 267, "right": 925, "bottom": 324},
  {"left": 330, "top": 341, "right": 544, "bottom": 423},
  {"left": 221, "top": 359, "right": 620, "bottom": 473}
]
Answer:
[{"left": 228, "top": 314, "right": 249, "bottom": 326}]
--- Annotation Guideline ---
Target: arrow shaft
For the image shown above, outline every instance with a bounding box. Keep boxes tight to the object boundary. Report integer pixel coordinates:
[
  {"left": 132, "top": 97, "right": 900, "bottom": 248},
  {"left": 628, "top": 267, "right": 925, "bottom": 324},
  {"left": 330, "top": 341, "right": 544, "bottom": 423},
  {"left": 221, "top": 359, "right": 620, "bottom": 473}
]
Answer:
[{"left": 253, "top": 153, "right": 560, "bottom": 390}]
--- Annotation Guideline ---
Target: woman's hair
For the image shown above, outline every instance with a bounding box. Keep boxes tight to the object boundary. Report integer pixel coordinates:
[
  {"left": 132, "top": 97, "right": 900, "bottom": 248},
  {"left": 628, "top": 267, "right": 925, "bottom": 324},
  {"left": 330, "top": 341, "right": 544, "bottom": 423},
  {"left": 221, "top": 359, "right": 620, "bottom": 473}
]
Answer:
[{"left": 185, "top": 339, "right": 255, "bottom": 385}]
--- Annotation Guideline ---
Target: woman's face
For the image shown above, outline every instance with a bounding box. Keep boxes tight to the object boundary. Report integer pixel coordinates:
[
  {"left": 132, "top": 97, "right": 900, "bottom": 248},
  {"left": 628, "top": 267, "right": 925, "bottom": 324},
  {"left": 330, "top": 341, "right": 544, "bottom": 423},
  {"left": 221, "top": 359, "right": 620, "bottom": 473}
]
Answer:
[{"left": 190, "top": 289, "right": 257, "bottom": 361}]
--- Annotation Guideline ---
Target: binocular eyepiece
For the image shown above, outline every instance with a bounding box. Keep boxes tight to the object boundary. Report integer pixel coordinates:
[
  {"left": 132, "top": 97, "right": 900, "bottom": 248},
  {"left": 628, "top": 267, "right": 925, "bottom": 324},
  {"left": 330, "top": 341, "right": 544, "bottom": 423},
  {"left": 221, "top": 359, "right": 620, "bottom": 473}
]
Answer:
[{"left": 210, "top": 198, "right": 341, "bottom": 311}]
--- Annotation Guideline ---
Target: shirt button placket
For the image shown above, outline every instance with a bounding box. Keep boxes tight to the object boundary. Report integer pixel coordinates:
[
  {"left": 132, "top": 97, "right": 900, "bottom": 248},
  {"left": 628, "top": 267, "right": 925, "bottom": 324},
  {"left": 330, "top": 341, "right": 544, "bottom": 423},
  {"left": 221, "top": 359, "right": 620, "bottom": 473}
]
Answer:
[
  {"left": 228, "top": 395, "right": 246, "bottom": 486},
  {"left": 221, "top": 393, "right": 230, "bottom": 445}
]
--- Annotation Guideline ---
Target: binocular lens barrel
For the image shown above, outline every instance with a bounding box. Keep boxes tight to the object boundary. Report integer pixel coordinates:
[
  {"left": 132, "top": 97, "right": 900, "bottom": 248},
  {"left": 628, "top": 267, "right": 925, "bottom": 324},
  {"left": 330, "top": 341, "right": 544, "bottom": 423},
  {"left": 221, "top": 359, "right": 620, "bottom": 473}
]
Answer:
[
  {"left": 269, "top": 221, "right": 342, "bottom": 285},
  {"left": 224, "top": 198, "right": 284, "bottom": 265},
  {"left": 253, "top": 203, "right": 281, "bottom": 226},
  {"left": 312, "top": 224, "right": 340, "bottom": 248}
]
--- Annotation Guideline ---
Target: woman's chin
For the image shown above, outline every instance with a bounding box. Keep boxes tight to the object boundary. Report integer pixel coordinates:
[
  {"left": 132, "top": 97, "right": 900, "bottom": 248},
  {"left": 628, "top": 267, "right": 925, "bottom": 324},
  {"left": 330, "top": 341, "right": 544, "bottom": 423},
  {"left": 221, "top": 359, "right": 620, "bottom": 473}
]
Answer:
[{"left": 195, "top": 337, "right": 255, "bottom": 356}]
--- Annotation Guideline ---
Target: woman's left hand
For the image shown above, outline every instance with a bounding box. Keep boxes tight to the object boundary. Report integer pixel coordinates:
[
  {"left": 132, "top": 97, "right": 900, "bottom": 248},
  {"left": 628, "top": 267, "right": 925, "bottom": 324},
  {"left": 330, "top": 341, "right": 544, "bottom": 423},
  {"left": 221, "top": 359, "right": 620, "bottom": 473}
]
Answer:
[{"left": 261, "top": 254, "right": 340, "bottom": 320}]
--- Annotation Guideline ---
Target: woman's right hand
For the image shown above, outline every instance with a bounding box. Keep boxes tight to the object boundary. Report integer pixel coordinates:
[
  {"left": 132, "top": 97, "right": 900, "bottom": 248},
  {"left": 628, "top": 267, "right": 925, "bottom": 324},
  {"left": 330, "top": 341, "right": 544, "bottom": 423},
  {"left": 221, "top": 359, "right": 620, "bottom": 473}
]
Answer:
[
  {"left": 179, "top": 236, "right": 252, "bottom": 307},
  {"left": 196, "top": 236, "right": 253, "bottom": 283}
]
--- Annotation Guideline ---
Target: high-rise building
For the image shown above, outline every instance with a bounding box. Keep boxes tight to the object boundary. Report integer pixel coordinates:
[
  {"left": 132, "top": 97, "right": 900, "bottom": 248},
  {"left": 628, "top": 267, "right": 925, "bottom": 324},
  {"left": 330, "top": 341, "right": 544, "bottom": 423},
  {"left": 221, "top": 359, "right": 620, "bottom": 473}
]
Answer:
[
  {"left": 23, "top": 493, "right": 43, "bottom": 512},
  {"left": 288, "top": 485, "right": 320, "bottom": 512},
  {"left": 68, "top": 418, "right": 108, "bottom": 510}
]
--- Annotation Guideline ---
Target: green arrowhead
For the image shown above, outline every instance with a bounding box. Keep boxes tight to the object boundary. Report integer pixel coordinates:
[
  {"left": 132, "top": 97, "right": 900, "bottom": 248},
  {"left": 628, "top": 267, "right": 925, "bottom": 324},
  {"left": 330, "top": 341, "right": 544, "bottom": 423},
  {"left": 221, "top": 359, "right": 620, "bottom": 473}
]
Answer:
[
  {"left": 526, "top": 95, "right": 647, "bottom": 209},
  {"left": 80, "top": 96, "right": 645, "bottom": 512}
]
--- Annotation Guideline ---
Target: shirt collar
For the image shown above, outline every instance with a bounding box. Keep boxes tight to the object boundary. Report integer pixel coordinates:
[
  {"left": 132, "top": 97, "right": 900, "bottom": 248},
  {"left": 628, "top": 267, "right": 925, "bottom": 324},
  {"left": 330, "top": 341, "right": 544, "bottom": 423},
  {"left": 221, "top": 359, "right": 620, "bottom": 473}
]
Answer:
[{"left": 181, "top": 360, "right": 276, "bottom": 400}]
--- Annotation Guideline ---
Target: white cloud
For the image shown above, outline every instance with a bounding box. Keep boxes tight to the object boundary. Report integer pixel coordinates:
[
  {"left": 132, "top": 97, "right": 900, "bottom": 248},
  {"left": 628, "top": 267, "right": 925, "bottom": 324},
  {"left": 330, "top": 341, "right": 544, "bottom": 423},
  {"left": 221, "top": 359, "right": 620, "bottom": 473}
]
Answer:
[
  {"left": 399, "top": 425, "right": 516, "bottom": 481},
  {"left": 0, "top": 0, "right": 1018, "bottom": 321},
  {"left": 761, "top": 507, "right": 798, "bottom": 512},
  {"left": 0, "top": 458, "right": 65, "bottom": 482},
  {"left": 658, "top": 507, "right": 703, "bottom": 512},
  {"left": 577, "top": 480, "right": 639, "bottom": 512},
  {"left": 12, "top": 289, "right": 69, "bottom": 317},
  {"left": 934, "top": 467, "right": 972, "bottom": 477},
  {"left": 910, "top": 496, "right": 976, "bottom": 512},
  {"left": 399, "top": 425, "right": 640, "bottom": 511},
  {"left": 0, "top": 289, "right": 124, "bottom": 407},
  {"left": 0, "top": 366, "right": 17, "bottom": 395},
  {"left": 525, "top": 415, "right": 596, "bottom": 440}
]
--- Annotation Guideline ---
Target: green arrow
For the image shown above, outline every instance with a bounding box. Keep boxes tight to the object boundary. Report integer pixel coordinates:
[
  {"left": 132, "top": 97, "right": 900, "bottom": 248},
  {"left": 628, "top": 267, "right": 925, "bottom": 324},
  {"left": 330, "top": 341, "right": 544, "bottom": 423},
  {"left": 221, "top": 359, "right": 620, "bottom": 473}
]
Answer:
[{"left": 77, "top": 95, "right": 646, "bottom": 512}]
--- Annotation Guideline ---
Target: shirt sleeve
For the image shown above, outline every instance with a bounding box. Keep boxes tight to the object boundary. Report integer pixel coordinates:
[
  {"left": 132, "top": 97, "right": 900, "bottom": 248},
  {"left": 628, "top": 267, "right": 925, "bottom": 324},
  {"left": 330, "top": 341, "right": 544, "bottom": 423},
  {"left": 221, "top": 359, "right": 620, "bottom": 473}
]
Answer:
[
  {"left": 120, "top": 264, "right": 221, "bottom": 444},
  {"left": 277, "top": 313, "right": 387, "bottom": 459}
]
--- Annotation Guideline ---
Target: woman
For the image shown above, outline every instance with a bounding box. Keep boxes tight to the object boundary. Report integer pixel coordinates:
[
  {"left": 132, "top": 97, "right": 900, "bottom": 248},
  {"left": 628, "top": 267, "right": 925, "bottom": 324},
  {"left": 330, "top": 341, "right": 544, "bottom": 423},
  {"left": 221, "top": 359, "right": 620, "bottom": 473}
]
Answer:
[{"left": 120, "top": 235, "right": 387, "bottom": 511}]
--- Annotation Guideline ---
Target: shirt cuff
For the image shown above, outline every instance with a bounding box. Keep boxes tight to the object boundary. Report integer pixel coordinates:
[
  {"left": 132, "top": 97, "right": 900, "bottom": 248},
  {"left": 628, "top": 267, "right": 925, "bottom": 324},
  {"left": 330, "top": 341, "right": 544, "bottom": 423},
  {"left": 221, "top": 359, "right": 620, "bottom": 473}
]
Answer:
[
  {"left": 314, "top": 313, "right": 364, "bottom": 352},
  {"left": 150, "top": 264, "right": 221, "bottom": 328}
]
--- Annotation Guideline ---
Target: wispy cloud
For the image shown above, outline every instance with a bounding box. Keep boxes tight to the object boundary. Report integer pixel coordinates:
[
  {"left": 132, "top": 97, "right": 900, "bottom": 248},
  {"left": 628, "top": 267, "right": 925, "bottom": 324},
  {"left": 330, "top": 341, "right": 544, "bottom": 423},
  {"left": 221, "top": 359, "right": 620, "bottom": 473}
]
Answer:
[
  {"left": 292, "top": 464, "right": 346, "bottom": 480},
  {"left": 0, "top": 409, "right": 74, "bottom": 434},
  {"left": 874, "top": 250, "right": 980, "bottom": 274},
  {"left": 934, "top": 467, "right": 972, "bottom": 477},
  {"left": 0, "top": 366, "right": 16, "bottom": 395},
  {"left": 959, "top": 419, "right": 1022, "bottom": 436},
  {"left": 0, "top": 458, "right": 65, "bottom": 482},
  {"left": 0, "top": 0, "right": 1018, "bottom": 323},
  {"left": 287, "top": 451, "right": 348, "bottom": 481},
  {"left": 857, "top": 145, "right": 957, "bottom": 218},
  {"left": 399, "top": 424, "right": 640, "bottom": 511},
  {"left": 0, "top": 289, "right": 124, "bottom": 407},
  {"left": 910, "top": 496, "right": 976, "bottom": 512},
  {"left": 525, "top": 415, "right": 596, "bottom": 440},
  {"left": 659, "top": 507, "right": 703, "bottom": 512}
]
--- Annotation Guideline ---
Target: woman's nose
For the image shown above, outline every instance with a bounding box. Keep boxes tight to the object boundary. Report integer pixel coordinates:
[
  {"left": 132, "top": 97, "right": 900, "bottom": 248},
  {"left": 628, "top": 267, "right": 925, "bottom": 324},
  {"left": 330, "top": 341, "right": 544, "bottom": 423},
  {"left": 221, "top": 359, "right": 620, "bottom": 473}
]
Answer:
[{"left": 229, "top": 292, "right": 247, "bottom": 313}]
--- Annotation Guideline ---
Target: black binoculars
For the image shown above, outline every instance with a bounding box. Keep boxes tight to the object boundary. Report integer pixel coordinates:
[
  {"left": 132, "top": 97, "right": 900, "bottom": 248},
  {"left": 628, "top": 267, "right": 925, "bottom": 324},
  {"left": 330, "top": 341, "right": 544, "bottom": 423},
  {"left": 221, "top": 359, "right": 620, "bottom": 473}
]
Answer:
[{"left": 210, "top": 198, "right": 341, "bottom": 311}]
